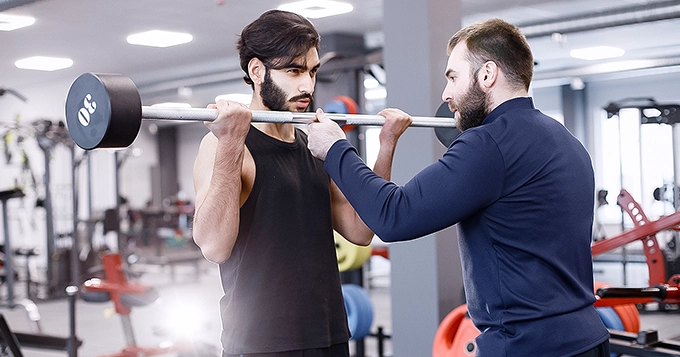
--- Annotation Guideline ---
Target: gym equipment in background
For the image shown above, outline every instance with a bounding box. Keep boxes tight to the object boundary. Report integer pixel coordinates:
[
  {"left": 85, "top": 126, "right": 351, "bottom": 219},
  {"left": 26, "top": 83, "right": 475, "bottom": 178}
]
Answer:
[
  {"left": 341, "top": 284, "right": 374, "bottom": 341},
  {"left": 432, "top": 304, "right": 478, "bottom": 357},
  {"left": 334, "top": 231, "right": 371, "bottom": 273}
]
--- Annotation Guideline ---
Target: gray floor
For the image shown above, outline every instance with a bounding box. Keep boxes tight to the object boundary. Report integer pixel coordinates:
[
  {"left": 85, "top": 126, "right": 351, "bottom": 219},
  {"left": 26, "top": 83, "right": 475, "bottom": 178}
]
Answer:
[{"left": 0, "top": 256, "right": 678, "bottom": 357}]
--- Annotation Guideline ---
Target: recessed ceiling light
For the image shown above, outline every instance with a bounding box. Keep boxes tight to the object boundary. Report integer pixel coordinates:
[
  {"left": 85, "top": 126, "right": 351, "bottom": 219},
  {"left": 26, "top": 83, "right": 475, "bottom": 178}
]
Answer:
[
  {"left": 215, "top": 93, "right": 253, "bottom": 106},
  {"left": 364, "top": 88, "right": 386, "bottom": 100},
  {"left": 570, "top": 46, "right": 625, "bottom": 61},
  {"left": 363, "top": 76, "right": 379, "bottom": 89},
  {"left": 14, "top": 56, "right": 73, "bottom": 71},
  {"left": 278, "top": 0, "right": 353, "bottom": 19},
  {"left": 0, "top": 14, "right": 36, "bottom": 31},
  {"left": 126, "top": 30, "right": 193, "bottom": 48}
]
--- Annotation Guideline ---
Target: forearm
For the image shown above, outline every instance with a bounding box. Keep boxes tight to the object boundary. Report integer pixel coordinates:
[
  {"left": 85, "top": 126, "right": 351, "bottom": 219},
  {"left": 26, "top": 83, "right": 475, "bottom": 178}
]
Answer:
[
  {"left": 325, "top": 140, "right": 407, "bottom": 241},
  {"left": 371, "top": 139, "right": 398, "bottom": 181},
  {"left": 324, "top": 139, "right": 501, "bottom": 242},
  {"left": 332, "top": 137, "right": 400, "bottom": 245}
]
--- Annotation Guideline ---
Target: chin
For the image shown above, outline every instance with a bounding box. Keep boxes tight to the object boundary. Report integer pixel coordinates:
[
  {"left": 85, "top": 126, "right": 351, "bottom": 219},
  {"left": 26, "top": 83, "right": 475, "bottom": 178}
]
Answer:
[{"left": 290, "top": 106, "right": 308, "bottom": 112}]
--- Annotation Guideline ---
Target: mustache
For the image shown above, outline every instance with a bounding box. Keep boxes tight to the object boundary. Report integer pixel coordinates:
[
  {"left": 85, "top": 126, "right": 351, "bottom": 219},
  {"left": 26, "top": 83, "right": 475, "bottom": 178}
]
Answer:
[{"left": 289, "top": 93, "right": 313, "bottom": 102}]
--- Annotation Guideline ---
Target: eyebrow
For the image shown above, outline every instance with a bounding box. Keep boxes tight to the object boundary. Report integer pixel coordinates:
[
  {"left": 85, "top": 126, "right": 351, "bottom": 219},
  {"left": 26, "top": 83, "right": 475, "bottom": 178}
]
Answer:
[
  {"left": 289, "top": 60, "right": 321, "bottom": 72},
  {"left": 445, "top": 69, "right": 455, "bottom": 77}
]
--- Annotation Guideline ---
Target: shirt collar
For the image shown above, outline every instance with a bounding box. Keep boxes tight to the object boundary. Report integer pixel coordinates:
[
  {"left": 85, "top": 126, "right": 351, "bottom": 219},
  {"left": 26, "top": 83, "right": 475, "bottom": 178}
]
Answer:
[{"left": 483, "top": 97, "right": 535, "bottom": 125}]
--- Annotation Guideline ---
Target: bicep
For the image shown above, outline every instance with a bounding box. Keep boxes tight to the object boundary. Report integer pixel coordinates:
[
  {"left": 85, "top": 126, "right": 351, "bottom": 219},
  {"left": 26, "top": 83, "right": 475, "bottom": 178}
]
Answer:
[{"left": 329, "top": 180, "right": 361, "bottom": 237}]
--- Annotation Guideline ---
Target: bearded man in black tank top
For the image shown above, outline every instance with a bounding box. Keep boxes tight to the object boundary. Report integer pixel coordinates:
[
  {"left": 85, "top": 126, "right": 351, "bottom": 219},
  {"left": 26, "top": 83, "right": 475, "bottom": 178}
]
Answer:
[{"left": 192, "top": 10, "right": 412, "bottom": 357}]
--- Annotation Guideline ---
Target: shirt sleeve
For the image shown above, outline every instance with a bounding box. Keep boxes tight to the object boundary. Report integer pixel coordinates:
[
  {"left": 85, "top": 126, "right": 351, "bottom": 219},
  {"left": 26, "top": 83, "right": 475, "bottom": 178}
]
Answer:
[{"left": 324, "top": 133, "right": 505, "bottom": 242}]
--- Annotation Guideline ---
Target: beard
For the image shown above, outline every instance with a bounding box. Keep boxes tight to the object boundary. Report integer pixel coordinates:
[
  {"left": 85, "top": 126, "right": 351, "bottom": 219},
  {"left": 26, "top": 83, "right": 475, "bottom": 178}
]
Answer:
[
  {"left": 450, "top": 75, "right": 491, "bottom": 132},
  {"left": 260, "top": 70, "right": 313, "bottom": 112}
]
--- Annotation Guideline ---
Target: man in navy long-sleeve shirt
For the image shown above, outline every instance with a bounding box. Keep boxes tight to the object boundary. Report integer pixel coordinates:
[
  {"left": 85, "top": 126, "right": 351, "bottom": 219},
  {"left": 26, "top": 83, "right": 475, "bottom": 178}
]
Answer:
[{"left": 307, "top": 18, "right": 610, "bottom": 357}]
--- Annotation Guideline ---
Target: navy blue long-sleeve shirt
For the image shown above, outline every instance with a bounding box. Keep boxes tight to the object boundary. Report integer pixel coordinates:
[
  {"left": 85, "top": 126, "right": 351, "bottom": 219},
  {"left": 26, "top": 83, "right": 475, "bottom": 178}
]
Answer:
[{"left": 324, "top": 97, "right": 609, "bottom": 356}]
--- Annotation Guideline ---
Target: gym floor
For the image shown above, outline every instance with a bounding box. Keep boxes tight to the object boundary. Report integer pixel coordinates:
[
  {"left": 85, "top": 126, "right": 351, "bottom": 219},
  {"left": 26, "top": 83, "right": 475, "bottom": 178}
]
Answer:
[{"left": 0, "top": 255, "right": 679, "bottom": 357}]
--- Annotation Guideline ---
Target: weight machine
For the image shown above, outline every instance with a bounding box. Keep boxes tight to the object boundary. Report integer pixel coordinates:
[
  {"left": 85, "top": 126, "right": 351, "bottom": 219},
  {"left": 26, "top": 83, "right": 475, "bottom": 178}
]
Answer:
[
  {"left": 592, "top": 189, "right": 680, "bottom": 356},
  {"left": 601, "top": 99, "right": 680, "bottom": 286}
]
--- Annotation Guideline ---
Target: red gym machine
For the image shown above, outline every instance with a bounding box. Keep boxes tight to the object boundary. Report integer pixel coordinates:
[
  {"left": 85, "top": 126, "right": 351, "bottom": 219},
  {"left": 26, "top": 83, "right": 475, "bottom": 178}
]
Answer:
[
  {"left": 592, "top": 189, "right": 680, "bottom": 307},
  {"left": 591, "top": 189, "right": 680, "bottom": 356},
  {"left": 81, "top": 253, "right": 190, "bottom": 357}
]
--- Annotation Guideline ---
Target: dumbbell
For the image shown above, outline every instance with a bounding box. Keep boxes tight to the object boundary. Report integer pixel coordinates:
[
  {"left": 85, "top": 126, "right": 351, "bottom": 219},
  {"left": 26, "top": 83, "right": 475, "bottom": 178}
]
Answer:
[{"left": 64, "top": 73, "right": 459, "bottom": 150}]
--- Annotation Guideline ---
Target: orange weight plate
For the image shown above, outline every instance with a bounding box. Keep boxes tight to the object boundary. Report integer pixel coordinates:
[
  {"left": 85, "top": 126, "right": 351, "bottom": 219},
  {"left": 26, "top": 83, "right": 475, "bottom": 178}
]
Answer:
[
  {"left": 612, "top": 304, "right": 640, "bottom": 333},
  {"left": 434, "top": 304, "right": 480, "bottom": 357}
]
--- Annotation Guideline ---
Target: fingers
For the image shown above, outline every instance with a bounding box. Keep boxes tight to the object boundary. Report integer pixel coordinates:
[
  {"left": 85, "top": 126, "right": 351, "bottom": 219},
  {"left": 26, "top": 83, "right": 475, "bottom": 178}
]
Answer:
[
  {"left": 307, "top": 108, "right": 347, "bottom": 161},
  {"left": 315, "top": 108, "right": 331, "bottom": 123},
  {"left": 378, "top": 108, "right": 411, "bottom": 121},
  {"left": 378, "top": 108, "right": 412, "bottom": 144},
  {"left": 205, "top": 100, "right": 252, "bottom": 140}
]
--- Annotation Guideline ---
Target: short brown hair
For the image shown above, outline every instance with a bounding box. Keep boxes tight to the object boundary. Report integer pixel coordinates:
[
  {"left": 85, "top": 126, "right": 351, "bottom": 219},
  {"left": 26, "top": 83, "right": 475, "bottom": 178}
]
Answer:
[
  {"left": 447, "top": 18, "right": 533, "bottom": 91},
  {"left": 237, "top": 10, "right": 321, "bottom": 87}
]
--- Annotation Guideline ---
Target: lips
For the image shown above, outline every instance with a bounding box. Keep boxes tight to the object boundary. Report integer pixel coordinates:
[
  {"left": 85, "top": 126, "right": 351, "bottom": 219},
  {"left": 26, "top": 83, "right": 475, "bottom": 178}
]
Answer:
[{"left": 295, "top": 99, "right": 310, "bottom": 109}]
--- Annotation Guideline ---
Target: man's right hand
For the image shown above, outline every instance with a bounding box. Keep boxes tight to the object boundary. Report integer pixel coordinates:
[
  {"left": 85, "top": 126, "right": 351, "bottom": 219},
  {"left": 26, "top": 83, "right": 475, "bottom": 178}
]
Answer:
[
  {"left": 205, "top": 100, "right": 252, "bottom": 141},
  {"left": 307, "top": 108, "right": 347, "bottom": 161}
]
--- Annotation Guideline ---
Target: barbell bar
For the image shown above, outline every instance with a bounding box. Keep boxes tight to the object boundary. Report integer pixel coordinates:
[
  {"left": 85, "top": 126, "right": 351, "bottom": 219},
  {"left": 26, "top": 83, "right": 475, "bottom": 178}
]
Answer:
[{"left": 64, "top": 73, "right": 458, "bottom": 150}]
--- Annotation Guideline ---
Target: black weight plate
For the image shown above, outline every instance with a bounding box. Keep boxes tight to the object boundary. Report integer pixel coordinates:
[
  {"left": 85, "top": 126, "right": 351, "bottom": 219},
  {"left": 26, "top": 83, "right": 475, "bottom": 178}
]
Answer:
[
  {"left": 65, "top": 73, "right": 142, "bottom": 150},
  {"left": 97, "top": 74, "right": 142, "bottom": 149},
  {"left": 65, "top": 73, "right": 113, "bottom": 150},
  {"left": 434, "top": 102, "right": 460, "bottom": 147}
]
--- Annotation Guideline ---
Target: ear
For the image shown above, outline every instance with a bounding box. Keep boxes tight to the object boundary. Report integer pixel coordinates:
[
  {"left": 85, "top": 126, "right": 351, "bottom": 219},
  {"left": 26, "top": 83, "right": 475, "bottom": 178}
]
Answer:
[
  {"left": 248, "top": 58, "right": 265, "bottom": 85},
  {"left": 479, "top": 61, "right": 498, "bottom": 88}
]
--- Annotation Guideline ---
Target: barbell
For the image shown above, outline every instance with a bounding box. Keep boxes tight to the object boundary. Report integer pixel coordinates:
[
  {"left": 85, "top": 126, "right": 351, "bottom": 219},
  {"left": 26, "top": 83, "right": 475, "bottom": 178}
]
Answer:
[{"left": 64, "top": 72, "right": 459, "bottom": 150}]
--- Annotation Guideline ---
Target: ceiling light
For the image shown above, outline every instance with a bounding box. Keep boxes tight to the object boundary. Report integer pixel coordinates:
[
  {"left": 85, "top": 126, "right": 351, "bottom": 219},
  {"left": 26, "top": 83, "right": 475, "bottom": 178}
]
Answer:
[
  {"left": 278, "top": 0, "right": 353, "bottom": 19},
  {"left": 126, "top": 30, "right": 193, "bottom": 48},
  {"left": 215, "top": 93, "right": 253, "bottom": 106},
  {"left": 0, "top": 14, "right": 36, "bottom": 31},
  {"left": 363, "top": 77, "right": 379, "bottom": 89},
  {"left": 14, "top": 56, "right": 73, "bottom": 71},
  {"left": 364, "top": 88, "right": 387, "bottom": 100},
  {"left": 570, "top": 46, "right": 625, "bottom": 61}
]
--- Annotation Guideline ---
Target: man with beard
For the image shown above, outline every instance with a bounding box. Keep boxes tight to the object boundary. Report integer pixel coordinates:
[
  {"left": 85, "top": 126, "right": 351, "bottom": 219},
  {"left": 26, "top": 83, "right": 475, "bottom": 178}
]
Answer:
[
  {"left": 306, "top": 18, "right": 610, "bottom": 357},
  {"left": 192, "top": 10, "right": 411, "bottom": 357}
]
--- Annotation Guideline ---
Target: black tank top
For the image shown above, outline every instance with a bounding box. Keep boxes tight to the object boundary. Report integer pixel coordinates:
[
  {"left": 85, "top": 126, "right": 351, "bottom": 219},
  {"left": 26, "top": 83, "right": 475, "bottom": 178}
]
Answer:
[{"left": 219, "top": 125, "right": 349, "bottom": 354}]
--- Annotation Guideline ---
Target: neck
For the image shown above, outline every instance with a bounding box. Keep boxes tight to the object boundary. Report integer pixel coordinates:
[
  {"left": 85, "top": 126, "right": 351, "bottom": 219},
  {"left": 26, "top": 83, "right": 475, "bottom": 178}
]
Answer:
[
  {"left": 249, "top": 99, "right": 296, "bottom": 142},
  {"left": 252, "top": 122, "right": 296, "bottom": 142},
  {"left": 489, "top": 87, "right": 529, "bottom": 112}
]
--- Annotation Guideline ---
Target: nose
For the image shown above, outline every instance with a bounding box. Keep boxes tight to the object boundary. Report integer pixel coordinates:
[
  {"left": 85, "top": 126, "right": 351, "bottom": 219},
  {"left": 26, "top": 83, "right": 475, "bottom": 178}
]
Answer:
[
  {"left": 441, "top": 82, "right": 453, "bottom": 103},
  {"left": 299, "top": 73, "right": 315, "bottom": 94}
]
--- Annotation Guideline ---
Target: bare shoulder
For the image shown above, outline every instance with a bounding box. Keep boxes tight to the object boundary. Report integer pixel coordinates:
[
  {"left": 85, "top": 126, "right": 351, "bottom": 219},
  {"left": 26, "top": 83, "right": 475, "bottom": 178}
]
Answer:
[{"left": 193, "top": 131, "right": 255, "bottom": 205}]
